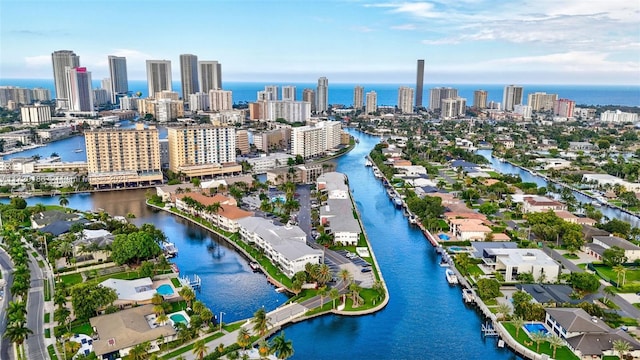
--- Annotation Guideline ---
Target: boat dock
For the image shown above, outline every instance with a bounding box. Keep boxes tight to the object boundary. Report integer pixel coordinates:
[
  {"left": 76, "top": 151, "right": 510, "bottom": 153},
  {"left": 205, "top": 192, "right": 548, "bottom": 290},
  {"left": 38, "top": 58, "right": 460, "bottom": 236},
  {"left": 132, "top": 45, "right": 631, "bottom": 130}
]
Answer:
[
  {"left": 481, "top": 322, "right": 498, "bottom": 336},
  {"left": 180, "top": 274, "right": 202, "bottom": 290}
]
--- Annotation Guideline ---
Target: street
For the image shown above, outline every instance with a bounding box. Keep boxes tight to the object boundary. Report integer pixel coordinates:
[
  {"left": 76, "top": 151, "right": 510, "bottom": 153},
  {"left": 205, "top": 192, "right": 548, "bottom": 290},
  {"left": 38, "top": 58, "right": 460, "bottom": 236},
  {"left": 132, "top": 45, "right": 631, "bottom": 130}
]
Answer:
[{"left": 25, "top": 250, "right": 47, "bottom": 360}]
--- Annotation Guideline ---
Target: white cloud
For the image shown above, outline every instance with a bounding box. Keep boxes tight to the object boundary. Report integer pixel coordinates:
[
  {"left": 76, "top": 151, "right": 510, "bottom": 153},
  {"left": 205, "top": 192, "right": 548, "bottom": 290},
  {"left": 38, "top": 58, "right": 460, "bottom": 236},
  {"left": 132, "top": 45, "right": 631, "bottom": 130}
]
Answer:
[
  {"left": 25, "top": 55, "right": 50, "bottom": 68},
  {"left": 485, "top": 51, "right": 640, "bottom": 73},
  {"left": 391, "top": 24, "right": 417, "bottom": 30},
  {"left": 351, "top": 25, "right": 375, "bottom": 33}
]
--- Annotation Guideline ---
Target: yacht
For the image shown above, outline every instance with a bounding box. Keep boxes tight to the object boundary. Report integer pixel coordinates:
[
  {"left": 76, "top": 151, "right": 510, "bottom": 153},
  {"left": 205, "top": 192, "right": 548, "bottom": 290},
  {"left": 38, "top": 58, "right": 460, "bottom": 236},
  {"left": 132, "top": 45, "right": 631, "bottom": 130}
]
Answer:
[
  {"left": 364, "top": 159, "right": 373, "bottom": 167},
  {"left": 393, "top": 196, "right": 403, "bottom": 208},
  {"left": 162, "top": 242, "right": 179, "bottom": 258}
]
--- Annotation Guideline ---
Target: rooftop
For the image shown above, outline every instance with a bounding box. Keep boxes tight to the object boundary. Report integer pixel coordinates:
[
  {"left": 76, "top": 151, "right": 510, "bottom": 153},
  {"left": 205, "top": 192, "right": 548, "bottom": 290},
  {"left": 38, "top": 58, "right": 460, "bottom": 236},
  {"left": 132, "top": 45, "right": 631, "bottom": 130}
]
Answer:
[
  {"left": 485, "top": 248, "right": 558, "bottom": 267},
  {"left": 592, "top": 235, "right": 640, "bottom": 251},
  {"left": 320, "top": 198, "right": 361, "bottom": 234},
  {"left": 99, "top": 277, "right": 156, "bottom": 303}
]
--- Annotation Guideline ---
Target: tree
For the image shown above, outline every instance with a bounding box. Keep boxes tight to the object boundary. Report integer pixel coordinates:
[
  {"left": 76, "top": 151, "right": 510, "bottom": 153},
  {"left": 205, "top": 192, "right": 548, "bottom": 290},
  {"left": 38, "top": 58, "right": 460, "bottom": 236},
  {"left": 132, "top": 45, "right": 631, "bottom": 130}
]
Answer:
[
  {"left": 252, "top": 308, "right": 271, "bottom": 338},
  {"left": 178, "top": 287, "right": 195, "bottom": 308},
  {"left": 563, "top": 230, "right": 584, "bottom": 254},
  {"left": 512, "top": 317, "right": 525, "bottom": 338},
  {"left": 317, "top": 286, "right": 328, "bottom": 308},
  {"left": 613, "top": 265, "right": 627, "bottom": 288},
  {"left": 476, "top": 278, "right": 500, "bottom": 299},
  {"left": 3, "top": 321, "right": 33, "bottom": 347},
  {"left": 329, "top": 288, "right": 340, "bottom": 309},
  {"left": 139, "top": 261, "right": 154, "bottom": 278},
  {"left": 603, "top": 286, "right": 617, "bottom": 302},
  {"left": 192, "top": 339, "right": 208, "bottom": 360},
  {"left": 613, "top": 339, "right": 631, "bottom": 360},
  {"left": 54, "top": 307, "right": 71, "bottom": 331},
  {"left": 128, "top": 341, "right": 151, "bottom": 360},
  {"left": 454, "top": 252, "right": 471, "bottom": 275},
  {"left": 478, "top": 202, "right": 499, "bottom": 215},
  {"left": 548, "top": 334, "right": 564, "bottom": 358},
  {"left": 110, "top": 231, "right": 161, "bottom": 265},
  {"left": 237, "top": 327, "right": 251, "bottom": 351},
  {"left": 529, "top": 331, "right": 547, "bottom": 353},
  {"left": 71, "top": 283, "right": 117, "bottom": 320},
  {"left": 600, "top": 219, "right": 631, "bottom": 237},
  {"left": 315, "top": 264, "right": 332, "bottom": 286},
  {"left": 9, "top": 197, "right": 27, "bottom": 210},
  {"left": 339, "top": 269, "right": 352, "bottom": 284},
  {"left": 603, "top": 246, "right": 628, "bottom": 267},
  {"left": 569, "top": 272, "right": 600, "bottom": 292},
  {"left": 495, "top": 303, "right": 512, "bottom": 321},
  {"left": 269, "top": 331, "right": 294, "bottom": 359},
  {"left": 59, "top": 195, "right": 69, "bottom": 208}
]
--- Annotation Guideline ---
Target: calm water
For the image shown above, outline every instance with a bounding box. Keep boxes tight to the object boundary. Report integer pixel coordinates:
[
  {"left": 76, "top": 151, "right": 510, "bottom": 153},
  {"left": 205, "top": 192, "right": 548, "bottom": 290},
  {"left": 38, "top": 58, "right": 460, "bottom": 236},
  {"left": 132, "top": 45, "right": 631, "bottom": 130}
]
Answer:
[
  {"left": 476, "top": 149, "right": 640, "bottom": 228},
  {"left": 2, "top": 79, "right": 639, "bottom": 107}
]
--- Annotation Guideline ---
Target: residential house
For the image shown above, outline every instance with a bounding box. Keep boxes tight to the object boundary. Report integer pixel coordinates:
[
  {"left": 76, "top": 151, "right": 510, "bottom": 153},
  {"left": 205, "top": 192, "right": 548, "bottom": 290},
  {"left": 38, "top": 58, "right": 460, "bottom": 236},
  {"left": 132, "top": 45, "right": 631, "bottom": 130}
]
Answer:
[
  {"left": 536, "top": 158, "right": 572, "bottom": 170},
  {"left": 320, "top": 198, "right": 361, "bottom": 246},
  {"left": 553, "top": 210, "right": 597, "bottom": 226},
  {"left": 237, "top": 217, "right": 323, "bottom": 278},
  {"left": 90, "top": 305, "right": 177, "bottom": 359},
  {"left": 568, "top": 142, "right": 595, "bottom": 151},
  {"left": 482, "top": 248, "right": 560, "bottom": 282},
  {"left": 587, "top": 235, "right": 640, "bottom": 262},
  {"left": 173, "top": 192, "right": 252, "bottom": 232},
  {"left": 316, "top": 172, "right": 349, "bottom": 199},
  {"left": 545, "top": 308, "right": 640, "bottom": 359},
  {"left": 522, "top": 196, "right": 566, "bottom": 213},
  {"left": 449, "top": 218, "right": 492, "bottom": 241}
]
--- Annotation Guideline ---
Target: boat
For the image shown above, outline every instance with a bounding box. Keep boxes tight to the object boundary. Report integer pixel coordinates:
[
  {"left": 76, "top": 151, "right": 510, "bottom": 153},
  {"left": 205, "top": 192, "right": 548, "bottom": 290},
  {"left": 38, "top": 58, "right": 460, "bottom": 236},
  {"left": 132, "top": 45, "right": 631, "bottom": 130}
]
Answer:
[
  {"left": 162, "top": 242, "right": 179, "bottom": 258},
  {"left": 275, "top": 287, "right": 286, "bottom": 293},
  {"left": 592, "top": 200, "right": 602, "bottom": 207},
  {"left": 73, "top": 148, "right": 84, "bottom": 153},
  {"left": 408, "top": 214, "right": 418, "bottom": 225},
  {"left": 463, "top": 288, "right": 475, "bottom": 303},
  {"left": 393, "top": 196, "right": 403, "bottom": 208},
  {"left": 497, "top": 340, "right": 505, "bottom": 348},
  {"left": 387, "top": 188, "right": 395, "bottom": 199},
  {"left": 439, "top": 258, "right": 450, "bottom": 267},
  {"left": 373, "top": 169, "right": 383, "bottom": 179},
  {"left": 364, "top": 159, "right": 373, "bottom": 167},
  {"left": 249, "top": 262, "right": 262, "bottom": 272},
  {"left": 445, "top": 268, "right": 459, "bottom": 284}
]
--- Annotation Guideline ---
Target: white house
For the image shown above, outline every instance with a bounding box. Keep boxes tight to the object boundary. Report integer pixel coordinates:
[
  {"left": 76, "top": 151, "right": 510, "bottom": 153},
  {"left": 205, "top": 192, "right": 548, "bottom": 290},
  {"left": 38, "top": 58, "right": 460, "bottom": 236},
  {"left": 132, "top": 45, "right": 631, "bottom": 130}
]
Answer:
[
  {"left": 536, "top": 158, "right": 572, "bottom": 170},
  {"left": 482, "top": 248, "right": 560, "bottom": 282},
  {"left": 316, "top": 172, "right": 349, "bottom": 199},
  {"left": 522, "top": 196, "right": 566, "bottom": 213},
  {"left": 320, "top": 198, "right": 361, "bottom": 246},
  {"left": 449, "top": 218, "right": 492, "bottom": 241},
  {"left": 237, "top": 217, "right": 323, "bottom": 278}
]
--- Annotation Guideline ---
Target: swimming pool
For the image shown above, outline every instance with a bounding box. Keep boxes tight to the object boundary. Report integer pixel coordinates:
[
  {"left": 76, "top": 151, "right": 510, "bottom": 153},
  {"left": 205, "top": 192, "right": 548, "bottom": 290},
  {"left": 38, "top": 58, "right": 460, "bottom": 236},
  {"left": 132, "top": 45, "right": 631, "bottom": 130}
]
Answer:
[
  {"left": 271, "top": 195, "right": 286, "bottom": 203},
  {"left": 448, "top": 246, "right": 467, "bottom": 252},
  {"left": 170, "top": 313, "right": 188, "bottom": 326},
  {"left": 156, "top": 284, "right": 175, "bottom": 296},
  {"left": 523, "top": 323, "right": 548, "bottom": 335},
  {"left": 438, "top": 234, "right": 450, "bottom": 241}
]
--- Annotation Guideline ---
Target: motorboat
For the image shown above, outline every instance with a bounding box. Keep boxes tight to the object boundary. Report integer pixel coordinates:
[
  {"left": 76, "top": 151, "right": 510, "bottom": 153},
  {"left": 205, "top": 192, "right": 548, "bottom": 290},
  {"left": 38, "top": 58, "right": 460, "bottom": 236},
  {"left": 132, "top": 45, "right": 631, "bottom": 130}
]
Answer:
[{"left": 445, "top": 268, "right": 459, "bottom": 284}]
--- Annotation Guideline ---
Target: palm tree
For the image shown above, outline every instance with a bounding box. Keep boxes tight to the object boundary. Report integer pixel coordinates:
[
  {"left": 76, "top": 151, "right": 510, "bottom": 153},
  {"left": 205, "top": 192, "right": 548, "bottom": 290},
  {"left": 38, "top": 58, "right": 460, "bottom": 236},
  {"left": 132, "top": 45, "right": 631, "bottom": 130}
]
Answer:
[
  {"left": 547, "top": 334, "right": 564, "bottom": 358},
  {"left": 192, "top": 339, "right": 208, "bottom": 360},
  {"left": 205, "top": 202, "right": 222, "bottom": 228},
  {"left": 153, "top": 304, "right": 165, "bottom": 316},
  {"left": 192, "top": 300, "right": 206, "bottom": 315},
  {"left": 128, "top": 341, "right": 151, "bottom": 360},
  {"left": 495, "top": 303, "right": 512, "bottom": 321},
  {"left": 317, "top": 286, "right": 327, "bottom": 308},
  {"left": 178, "top": 286, "right": 195, "bottom": 308},
  {"left": 269, "top": 331, "right": 294, "bottom": 359},
  {"left": 339, "top": 269, "right": 352, "bottom": 284},
  {"left": 613, "top": 339, "right": 631, "bottom": 360},
  {"left": 237, "top": 327, "right": 251, "bottom": 351},
  {"left": 151, "top": 293, "right": 164, "bottom": 305},
  {"left": 349, "top": 282, "right": 362, "bottom": 307},
  {"left": 252, "top": 308, "right": 272, "bottom": 338},
  {"left": 57, "top": 241, "right": 74, "bottom": 260},
  {"left": 59, "top": 194, "right": 69, "bottom": 208},
  {"left": 315, "top": 264, "right": 332, "bottom": 286},
  {"left": 227, "top": 350, "right": 240, "bottom": 360},
  {"left": 512, "top": 317, "right": 525, "bottom": 338},
  {"left": 7, "top": 301, "right": 27, "bottom": 324},
  {"left": 529, "top": 331, "right": 547, "bottom": 352},
  {"left": 603, "top": 286, "right": 617, "bottom": 303},
  {"left": 329, "top": 288, "right": 340, "bottom": 309},
  {"left": 200, "top": 308, "right": 213, "bottom": 327},
  {"left": 257, "top": 339, "right": 270, "bottom": 360},
  {"left": 3, "top": 321, "right": 33, "bottom": 348},
  {"left": 156, "top": 313, "right": 169, "bottom": 326}
]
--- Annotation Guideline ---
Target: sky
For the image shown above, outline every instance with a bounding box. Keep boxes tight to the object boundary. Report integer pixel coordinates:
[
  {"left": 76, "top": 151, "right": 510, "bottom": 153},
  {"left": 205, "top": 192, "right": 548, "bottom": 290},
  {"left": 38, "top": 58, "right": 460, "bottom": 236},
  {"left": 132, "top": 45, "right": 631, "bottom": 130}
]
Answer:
[{"left": 1, "top": 0, "right": 639, "bottom": 85}]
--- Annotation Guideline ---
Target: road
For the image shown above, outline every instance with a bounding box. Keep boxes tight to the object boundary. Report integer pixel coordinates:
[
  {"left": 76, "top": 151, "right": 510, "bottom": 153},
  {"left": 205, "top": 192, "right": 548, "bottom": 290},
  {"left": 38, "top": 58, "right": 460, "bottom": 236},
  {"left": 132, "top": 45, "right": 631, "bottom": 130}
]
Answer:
[
  {"left": 0, "top": 249, "right": 15, "bottom": 360},
  {"left": 24, "top": 249, "right": 47, "bottom": 360}
]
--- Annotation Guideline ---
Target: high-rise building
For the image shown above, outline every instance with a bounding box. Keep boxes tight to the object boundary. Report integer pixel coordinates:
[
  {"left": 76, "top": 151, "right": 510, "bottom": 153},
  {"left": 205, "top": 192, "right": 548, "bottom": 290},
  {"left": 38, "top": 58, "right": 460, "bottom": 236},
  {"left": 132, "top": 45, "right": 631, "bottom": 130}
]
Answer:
[
  {"left": 514, "top": 105, "right": 532, "bottom": 119},
  {"left": 85, "top": 124, "right": 162, "bottom": 186},
  {"left": 441, "top": 97, "right": 466, "bottom": 119},
  {"left": 189, "top": 92, "right": 210, "bottom": 111},
  {"left": 51, "top": 50, "right": 80, "bottom": 109},
  {"left": 32, "top": 88, "right": 51, "bottom": 102},
  {"left": 316, "top": 77, "right": 328, "bottom": 113},
  {"left": 167, "top": 125, "right": 237, "bottom": 173},
  {"left": 21, "top": 104, "right": 51, "bottom": 125},
  {"left": 302, "top": 89, "right": 315, "bottom": 112},
  {"left": 353, "top": 86, "right": 364, "bottom": 110},
  {"left": 553, "top": 99, "right": 575, "bottom": 118},
  {"left": 66, "top": 67, "right": 93, "bottom": 112},
  {"left": 291, "top": 121, "right": 341, "bottom": 158},
  {"left": 502, "top": 85, "right": 523, "bottom": 112},
  {"left": 0, "top": 86, "right": 32, "bottom": 106},
  {"left": 108, "top": 55, "right": 128, "bottom": 103},
  {"left": 527, "top": 92, "right": 558, "bottom": 112},
  {"left": 429, "top": 87, "right": 458, "bottom": 110},
  {"left": 264, "top": 85, "right": 278, "bottom": 101},
  {"left": 265, "top": 101, "right": 311, "bottom": 123},
  {"left": 236, "top": 130, "right": 250, "bottom": 155},
  {"left": 397, "top": 87, "right": 415, "bottom": 114},
  {"left": 146, "top": 60, "right": 172, "bottom": 98},
  {"left": 416, "top": 59, "right": 425, "bottom": 108},
  {"left": 473, "top": 90, "right": 488, "bottom": 109},
  {"left": 209, "top": 90, "right": 233, "bottom": 111},
  {"left": 600, "top": 110, "right": 638, "bottom": 123},
  {"left": 365, "top": 91, "right": 377, "bottom": 114},
  {"left": 282, "top": 86, "right": 296, "bottom": 101},
  {"left": 199, "top": 61, "right": 222, "bottom": 93},
  {"left": 93, "top": 89, "right": 110, "bottom": 106},
  {"left": 180, "top": 54, "right": 199, "bottom": 102}
]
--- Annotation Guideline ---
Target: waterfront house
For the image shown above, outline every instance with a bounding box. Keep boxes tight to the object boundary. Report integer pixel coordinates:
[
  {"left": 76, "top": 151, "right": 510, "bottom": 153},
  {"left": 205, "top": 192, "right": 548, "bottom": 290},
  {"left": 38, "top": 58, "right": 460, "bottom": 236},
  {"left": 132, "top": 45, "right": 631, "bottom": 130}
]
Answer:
[
  {"left": 517, "top": 284, "right": 598, "bottom": 306},
  {"left": 320, "top": 198, "right": 361, "bottom": 246},
  {"left": 99, "top": 277, "right": 160, "bottom": 305},
  {"left": 237, "top": 217, "right": 323, "bottom": 278},
  {"left": 31, "top": 210, "right": 83, "bottom": 229},
  {"left": 482, "top": 248, "right": 560, "bottom": 282},
  {"left": 582, "top": 173, "right": 640, "bottom": 192},
  {"left": 317, "top": 172, "right": 349, "bottom": 199},
  {"left": 536, "top": 158, "right": 572, "bottom": 170},
  {"left": 545, "top": 308, "right": 640, "bottom": 359},
  {"left": 553, "top": 210, "right": 597, "bottom": 226},
  {"left": 568, "top": 141, "right": 595, "bottom": 151},
  {"left": 586, "top": 235, "right": 640, "bottom": 262},
  {"left": 90, "top": 304, "right": 177, "bottom": 359},
  {"left": 449, "top": 218, "right": 493, "bottom": 241},
  {"left": 522, "top": 196, "right": 566, "bottom": 214},
  {"left": 174, "top": 192, "right": 252, "bottom": 232}
]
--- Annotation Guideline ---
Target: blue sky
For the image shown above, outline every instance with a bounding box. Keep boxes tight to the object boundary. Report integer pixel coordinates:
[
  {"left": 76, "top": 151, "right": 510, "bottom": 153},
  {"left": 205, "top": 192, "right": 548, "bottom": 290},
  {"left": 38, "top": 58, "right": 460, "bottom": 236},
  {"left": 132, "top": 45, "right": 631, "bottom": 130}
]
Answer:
[{"left": 1, "top": 0, "right": 639, "bottom": 84}]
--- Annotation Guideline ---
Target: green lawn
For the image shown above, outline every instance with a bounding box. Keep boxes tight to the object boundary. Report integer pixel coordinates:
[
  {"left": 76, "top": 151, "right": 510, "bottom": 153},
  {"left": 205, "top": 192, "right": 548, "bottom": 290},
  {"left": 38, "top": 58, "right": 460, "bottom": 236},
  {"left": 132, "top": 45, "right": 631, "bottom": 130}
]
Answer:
[
  {"left": 70, "top": 321, "right": 93, "bottom": 335},
  {"left": 59, "top": 273, "right": 83, "bottom": 286},
  {"left": 44, "top": 313, "right": 50, "bottom": 323},
  {"left": 170, "top": 277, "right": 182, "bottom": 288},
  {"left": 562, "top": 253, "right": 579, "bottom": 259},
  {"left": 503, "top": 322, "right": 579, "bottom": 360},
  {"left": 160, "top": 332, "right": 224, "bottom": 359},
  {"left": 44, "top": 328, "right": 50, "bottom": 338},
  {"left": 47, "top": 344, "right": 58, "bottom": 360}
]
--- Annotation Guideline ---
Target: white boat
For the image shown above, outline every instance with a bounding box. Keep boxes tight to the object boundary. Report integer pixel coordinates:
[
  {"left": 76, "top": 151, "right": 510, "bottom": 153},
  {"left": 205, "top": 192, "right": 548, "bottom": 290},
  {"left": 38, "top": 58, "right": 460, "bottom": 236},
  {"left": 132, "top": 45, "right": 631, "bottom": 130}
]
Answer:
[
  {"left": 463, "top": 288, "right": 475, "bottom": 303},
  {"left": 591, "top": 200, "right": 602, "bottom": 207},
  {"left": 373, "top": 169, "right": 383, "bottom": 178},
  {"left": 364, "top": 159, "right": 373, "bottom": 167},
  {"left": 162, "top": 242, "right": 178, "bottom": 258},
  {"left": 445, "top": 268, "right": 459, "bottom": 284},
  {"left": 497, "top": 340, "right": 505, "bottom": 348},
  {"left": 74, "top": 148, "right": 84, "bottom": 153},
  {"left": 408, "top": 214, "right": 418, "bottom": 225},
  {"left": 393, "top": 197, "right": 403, "bottom": 208}
]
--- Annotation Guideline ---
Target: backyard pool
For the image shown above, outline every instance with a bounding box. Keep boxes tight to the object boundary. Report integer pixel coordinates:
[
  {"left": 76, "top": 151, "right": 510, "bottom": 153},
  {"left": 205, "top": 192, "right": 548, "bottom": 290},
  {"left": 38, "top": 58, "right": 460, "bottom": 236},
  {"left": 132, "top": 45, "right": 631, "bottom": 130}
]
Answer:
[
  {"left": 523, "top": 323, "right": 549, "bottom": 335},
  {"left": 271, "top": 195, "right": 286, "bottom": 203},
  {"left": 170, "top": 312, "right": 189, "bottom": 326},
  {"left": 156, "top": 284, "right": 175, "bottom": 296},
  {"left": 448, "top": 246, "right": 468, "bottom": 253},
  {"left": 438, "top": 234, "right": 450, "bottom": 241}
]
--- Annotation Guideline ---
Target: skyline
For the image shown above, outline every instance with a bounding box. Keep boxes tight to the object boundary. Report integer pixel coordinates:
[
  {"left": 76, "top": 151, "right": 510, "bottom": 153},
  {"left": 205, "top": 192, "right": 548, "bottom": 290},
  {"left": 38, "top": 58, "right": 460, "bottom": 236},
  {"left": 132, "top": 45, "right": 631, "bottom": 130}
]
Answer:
[{"left": 1, "top": 0, "right": 639, "bottom": 85}]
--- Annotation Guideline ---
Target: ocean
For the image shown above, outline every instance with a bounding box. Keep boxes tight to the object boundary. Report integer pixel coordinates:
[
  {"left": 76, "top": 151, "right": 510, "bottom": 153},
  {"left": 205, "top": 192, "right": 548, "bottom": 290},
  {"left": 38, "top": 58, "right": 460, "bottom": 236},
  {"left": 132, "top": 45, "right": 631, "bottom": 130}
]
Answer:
[{"left": 1, "top": 78, "right": 639, "bottom": 107}]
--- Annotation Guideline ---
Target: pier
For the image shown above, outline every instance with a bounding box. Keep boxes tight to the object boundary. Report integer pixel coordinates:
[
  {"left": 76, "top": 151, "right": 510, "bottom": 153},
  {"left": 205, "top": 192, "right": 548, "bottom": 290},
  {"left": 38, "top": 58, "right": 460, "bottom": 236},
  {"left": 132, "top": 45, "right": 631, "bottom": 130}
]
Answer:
[{"left": 180, "top": 274, "right": 202, "bottom": 290}]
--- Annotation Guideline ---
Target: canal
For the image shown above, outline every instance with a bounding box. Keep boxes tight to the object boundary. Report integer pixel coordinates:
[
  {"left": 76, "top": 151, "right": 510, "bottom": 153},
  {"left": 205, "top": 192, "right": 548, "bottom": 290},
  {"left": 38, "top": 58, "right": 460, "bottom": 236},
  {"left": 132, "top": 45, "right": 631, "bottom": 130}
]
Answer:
[
  {"left": 477, "top": 149, "right": 640, "bottom": 228},
  {"left": 12, "top": 129, "right": 518, "bottom": 359}
]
